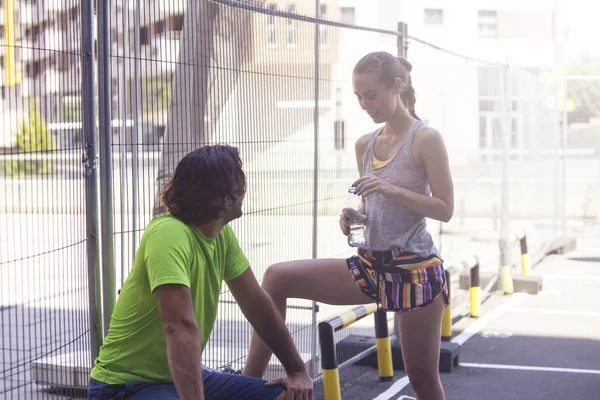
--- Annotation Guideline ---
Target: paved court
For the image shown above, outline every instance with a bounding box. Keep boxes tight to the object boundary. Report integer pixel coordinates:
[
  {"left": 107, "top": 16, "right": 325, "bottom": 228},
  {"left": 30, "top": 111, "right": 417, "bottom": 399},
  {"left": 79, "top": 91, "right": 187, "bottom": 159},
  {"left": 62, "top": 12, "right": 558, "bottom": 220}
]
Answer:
[{"left": 315, "top": 225, "right": 600, "bottom": 400}]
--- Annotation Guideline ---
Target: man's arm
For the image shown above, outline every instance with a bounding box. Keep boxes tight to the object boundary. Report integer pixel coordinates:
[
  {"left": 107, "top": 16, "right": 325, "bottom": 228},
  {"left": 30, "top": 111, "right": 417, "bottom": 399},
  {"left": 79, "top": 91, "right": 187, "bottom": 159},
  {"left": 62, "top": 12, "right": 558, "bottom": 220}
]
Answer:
[
  {"left": 226, "top": 268, "right": 313, "bottom": 395},
  {"left": 154, "top": 284, "right": 204, "bottom": 400}
]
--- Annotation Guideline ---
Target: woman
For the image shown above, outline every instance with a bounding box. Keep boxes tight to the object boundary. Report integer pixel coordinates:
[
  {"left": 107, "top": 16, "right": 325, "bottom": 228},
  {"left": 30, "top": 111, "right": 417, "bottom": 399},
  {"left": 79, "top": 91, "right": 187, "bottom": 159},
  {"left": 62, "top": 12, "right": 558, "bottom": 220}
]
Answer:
[{"left": 243, "top": 51, "right": 454, "bottom": 400}]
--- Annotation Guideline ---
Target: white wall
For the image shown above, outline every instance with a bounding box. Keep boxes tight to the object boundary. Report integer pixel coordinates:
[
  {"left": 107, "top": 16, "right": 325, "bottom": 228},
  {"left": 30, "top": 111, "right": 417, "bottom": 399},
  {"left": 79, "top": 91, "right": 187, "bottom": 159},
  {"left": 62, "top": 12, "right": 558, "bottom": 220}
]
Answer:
[{"left": 393, "top": 0, "right": 557, "bottom": 163}]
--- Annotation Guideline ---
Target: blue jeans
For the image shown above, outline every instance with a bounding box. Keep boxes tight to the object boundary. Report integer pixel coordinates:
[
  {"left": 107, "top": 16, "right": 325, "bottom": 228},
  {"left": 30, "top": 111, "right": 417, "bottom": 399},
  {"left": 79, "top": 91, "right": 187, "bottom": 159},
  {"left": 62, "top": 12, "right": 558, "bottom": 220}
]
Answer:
[{"left": 88, "top": 370, "right": 285, "bottom": 400}]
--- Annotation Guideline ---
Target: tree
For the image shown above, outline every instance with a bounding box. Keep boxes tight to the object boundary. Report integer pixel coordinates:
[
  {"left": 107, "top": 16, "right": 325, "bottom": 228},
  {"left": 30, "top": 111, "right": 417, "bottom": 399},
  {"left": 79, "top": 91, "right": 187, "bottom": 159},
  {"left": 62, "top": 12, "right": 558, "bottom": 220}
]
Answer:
[
  {"left": 2, "top": 101, "right": 55, "bottom": 176},
  {"left": 152, "top": 0, "right": 256, "bottom": 216},
  {"left": 567, "top": 65, "right": 600, "bottom": 122}
]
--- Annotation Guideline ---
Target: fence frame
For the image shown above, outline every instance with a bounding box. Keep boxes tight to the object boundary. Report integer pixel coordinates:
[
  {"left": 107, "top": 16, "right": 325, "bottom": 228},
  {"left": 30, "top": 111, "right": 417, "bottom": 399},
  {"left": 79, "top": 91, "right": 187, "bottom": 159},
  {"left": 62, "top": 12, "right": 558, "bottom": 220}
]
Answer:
[
  {"left": 0, "top": 1, "right": 575, "bottom": 397},
  {"left": 81, "top": 0, "right": 103, "bottom": 363},
  {"left": 92, "top": 0, "right": 412, "bottom": 374},
  {"left": 97, "top": 0, "right": 116, "bottom": 338}
]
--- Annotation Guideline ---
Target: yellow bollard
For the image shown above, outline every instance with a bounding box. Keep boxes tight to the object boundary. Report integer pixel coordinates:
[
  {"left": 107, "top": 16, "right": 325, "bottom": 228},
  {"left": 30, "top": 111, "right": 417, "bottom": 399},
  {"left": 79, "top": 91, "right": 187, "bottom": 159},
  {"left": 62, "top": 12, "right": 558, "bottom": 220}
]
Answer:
[
  {"left": 469, "top": 261, "right": 481, "bottom": 317},
  {"left": 441, "top": 269, "right": 453, "bottom": 340},
  {"left": 376, "top": 337, "right": 393, "bottom": 381},
  {"left": 322, "top": 369, "right": 341, "bottom": 400},
  {"left": 441, "top": 304, "right": 452, "bottom": 340},
  {"left": 318, "top": 322, "right": 341, "bottom": 400},
  {"left": 521, "top": 252, "right": 531, "bottom": 276},
  {"left": 519, "top": 233, "right": 531, "bottom": 276},
  {"left": 500, "top": 239, "right": 514, "bottom": 295},
  {"left": 374, "top": 309, "right": 393, "bottom": 381},
  {"left": 469, "top": 286, "right": 481, "bottom": 317},
  {"left": 500, "top": 264, "right": 514, "bottom": 294}
]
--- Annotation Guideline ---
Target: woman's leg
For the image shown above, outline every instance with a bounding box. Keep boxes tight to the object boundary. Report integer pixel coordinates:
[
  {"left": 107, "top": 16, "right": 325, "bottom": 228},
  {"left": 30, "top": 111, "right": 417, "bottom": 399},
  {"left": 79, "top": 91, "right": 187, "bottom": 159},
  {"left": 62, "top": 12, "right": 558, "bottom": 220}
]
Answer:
[
  {"left": 242, "top": 258, "right": 374, "bottom": 378},
  {"left": 397, "top": 295, "right": 447, "bottom": 400}
]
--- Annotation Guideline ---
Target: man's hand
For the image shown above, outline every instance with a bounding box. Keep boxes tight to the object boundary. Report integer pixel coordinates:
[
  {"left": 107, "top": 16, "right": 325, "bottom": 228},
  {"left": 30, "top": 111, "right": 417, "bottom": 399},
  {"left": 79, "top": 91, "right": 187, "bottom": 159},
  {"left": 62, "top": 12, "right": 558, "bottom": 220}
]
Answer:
[{"left": 265, "top": 371, "right": 314, "bottom": 400}]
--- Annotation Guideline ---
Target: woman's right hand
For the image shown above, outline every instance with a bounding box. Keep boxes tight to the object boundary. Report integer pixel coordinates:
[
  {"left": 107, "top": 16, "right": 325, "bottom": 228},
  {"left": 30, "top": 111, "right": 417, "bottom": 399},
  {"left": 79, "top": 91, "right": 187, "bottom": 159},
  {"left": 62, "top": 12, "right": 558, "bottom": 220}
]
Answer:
[
  {"left": 339, "top": 209, "right": 351, "bottom": 236},
  {"left": 340, "top": 208, "right": 367, "bottom": 236}
]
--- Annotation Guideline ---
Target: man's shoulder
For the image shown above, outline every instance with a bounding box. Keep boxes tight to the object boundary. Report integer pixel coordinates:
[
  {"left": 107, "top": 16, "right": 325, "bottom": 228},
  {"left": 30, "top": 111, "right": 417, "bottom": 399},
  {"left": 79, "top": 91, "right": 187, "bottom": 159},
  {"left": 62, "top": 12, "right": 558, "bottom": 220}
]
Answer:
[
  {"left": 148, "top": 215, "right": 190, "bottom": 232},
  {"left": 217, "top": 224, "right": 237, "bottom": 245},
  {"left": 142, "top": 215, "right": 193, "bottom": 245}
]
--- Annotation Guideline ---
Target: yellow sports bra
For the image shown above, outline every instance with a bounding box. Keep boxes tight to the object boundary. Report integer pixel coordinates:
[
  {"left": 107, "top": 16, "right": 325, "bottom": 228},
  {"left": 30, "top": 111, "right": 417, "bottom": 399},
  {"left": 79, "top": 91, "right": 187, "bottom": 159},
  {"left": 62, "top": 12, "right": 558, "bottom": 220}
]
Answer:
[
  {"left": 372, "top": 152, "right": 394, "bottom": 169},
  {"left": 371, "top": 128, "right": 397, "bottom": 170}
]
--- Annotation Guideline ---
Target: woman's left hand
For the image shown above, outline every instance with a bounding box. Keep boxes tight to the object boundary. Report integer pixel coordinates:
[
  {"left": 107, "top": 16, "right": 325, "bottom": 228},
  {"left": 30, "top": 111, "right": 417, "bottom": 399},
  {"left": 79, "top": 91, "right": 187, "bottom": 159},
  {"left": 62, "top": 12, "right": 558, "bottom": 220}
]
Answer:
[{"left": 353, "top": 175, "right": 396, "bottom": 198}]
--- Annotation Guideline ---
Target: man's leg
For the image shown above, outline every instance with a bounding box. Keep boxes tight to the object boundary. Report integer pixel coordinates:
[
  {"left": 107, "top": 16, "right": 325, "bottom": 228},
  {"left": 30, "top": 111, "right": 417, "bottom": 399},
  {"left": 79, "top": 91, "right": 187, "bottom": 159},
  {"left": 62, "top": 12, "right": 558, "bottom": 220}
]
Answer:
[
  {"left": 203, "top": 368, "right": 285, "bottom": 400},
  {"left": 87, "top": 377, "right": 127, "bottom": 400},
  {"left": 126, "top": 381, "right": 180, "bottom": 399}
]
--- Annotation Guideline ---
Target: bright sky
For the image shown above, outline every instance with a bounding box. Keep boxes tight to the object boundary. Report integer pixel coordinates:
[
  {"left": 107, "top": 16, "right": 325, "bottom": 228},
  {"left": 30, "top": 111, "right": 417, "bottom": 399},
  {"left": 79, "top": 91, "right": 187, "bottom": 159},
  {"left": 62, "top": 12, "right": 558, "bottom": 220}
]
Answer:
[{"left": 564, "top": 1, "right": 600, "bottom": 56}]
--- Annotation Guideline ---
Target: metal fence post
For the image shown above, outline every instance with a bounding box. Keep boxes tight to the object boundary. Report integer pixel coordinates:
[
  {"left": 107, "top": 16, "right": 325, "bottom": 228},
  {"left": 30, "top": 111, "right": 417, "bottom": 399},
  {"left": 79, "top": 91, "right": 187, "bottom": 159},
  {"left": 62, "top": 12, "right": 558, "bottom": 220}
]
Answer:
[
  {"left": 310, "top": 0, "right": 322, "bottom": 378},
  {"left": 393, "top": 20, "right": 409, "bottom": 341},
  {"left": 132, "top": 0, "right": 142, "bottom": 250},
  {"left": 499, "top": 64, "right": 514, "bottom": 295},
  {"left": 397, "top": 21, "right": 408, "bottom": 59},
  {"left": 98, "top": 0, "right": 116, "bottom": 336},
  {"left": 82, "top": 0, "right": 102, "bottom": 362}
]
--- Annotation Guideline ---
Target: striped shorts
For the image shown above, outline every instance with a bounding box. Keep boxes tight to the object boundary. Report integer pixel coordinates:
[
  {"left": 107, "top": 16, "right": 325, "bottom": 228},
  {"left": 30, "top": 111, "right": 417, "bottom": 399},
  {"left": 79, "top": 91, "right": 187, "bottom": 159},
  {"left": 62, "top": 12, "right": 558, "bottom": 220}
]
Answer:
[{"left": 346, "top": 247, "right": 448, "bottom": 312}]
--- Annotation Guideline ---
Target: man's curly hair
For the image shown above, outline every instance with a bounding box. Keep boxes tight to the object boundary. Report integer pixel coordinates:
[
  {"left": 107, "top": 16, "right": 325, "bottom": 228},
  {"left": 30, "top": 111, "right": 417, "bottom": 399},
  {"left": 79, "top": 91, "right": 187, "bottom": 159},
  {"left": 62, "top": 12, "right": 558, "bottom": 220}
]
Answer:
[{"left": 160, "top": 145, "right": 246, "bottom": 225}]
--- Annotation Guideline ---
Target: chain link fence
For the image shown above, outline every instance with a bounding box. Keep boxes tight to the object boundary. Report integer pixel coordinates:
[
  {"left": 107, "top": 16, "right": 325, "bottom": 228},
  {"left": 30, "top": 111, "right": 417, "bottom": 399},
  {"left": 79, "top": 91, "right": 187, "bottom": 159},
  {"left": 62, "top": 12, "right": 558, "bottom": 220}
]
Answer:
[
  {"left": 0, "top": 0, "right": 98, "bottom": 398},
  {"left": 0, "top": 0, "right": 581, "bottom": 397}
]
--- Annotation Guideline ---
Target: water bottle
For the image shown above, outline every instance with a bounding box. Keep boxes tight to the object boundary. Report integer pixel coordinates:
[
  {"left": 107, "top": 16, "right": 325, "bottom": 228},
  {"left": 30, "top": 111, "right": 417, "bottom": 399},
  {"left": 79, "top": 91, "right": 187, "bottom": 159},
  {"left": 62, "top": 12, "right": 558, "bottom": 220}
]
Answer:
[{"left": 345, "top": 187, "right": 366, "bottom": 248}]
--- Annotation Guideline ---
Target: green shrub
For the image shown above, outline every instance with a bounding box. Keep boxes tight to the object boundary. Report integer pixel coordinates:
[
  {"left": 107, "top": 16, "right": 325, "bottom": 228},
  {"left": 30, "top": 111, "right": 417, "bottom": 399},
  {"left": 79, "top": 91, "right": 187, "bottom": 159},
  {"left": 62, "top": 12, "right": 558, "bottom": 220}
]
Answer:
[{"left": 1, "top": 103, "right": 55, "bottom": 176}]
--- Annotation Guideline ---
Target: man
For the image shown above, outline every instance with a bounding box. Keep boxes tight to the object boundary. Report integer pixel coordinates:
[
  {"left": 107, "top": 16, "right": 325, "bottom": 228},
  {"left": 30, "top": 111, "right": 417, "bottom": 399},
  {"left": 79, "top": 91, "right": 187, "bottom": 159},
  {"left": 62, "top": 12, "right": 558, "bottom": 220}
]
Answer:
[{"left": 88, "top": 145, "right": 313, "bottom": 400}]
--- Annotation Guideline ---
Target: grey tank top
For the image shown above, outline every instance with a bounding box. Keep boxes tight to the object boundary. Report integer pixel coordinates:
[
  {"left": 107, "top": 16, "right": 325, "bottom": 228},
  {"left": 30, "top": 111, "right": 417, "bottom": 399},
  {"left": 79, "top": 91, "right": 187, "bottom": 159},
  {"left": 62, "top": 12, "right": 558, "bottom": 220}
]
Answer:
[{"left": 362, "top": 120, "right": 439, "bottom": 257}]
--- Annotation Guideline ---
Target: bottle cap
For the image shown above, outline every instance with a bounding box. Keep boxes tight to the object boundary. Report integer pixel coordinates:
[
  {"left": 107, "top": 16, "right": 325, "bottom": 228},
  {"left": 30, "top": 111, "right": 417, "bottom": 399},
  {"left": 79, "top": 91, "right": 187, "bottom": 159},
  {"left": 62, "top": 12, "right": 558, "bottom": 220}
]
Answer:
[{"left": 348, "top": 186, "right": 357, "bottom": 194}]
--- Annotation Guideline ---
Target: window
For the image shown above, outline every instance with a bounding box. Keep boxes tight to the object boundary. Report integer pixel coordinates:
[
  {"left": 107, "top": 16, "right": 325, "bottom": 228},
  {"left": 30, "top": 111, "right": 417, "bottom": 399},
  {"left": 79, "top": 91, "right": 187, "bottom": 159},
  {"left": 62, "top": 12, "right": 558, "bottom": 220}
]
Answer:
[
  {"left": 424, "top": 8, "right": 444, "bottom": 25},
  {"left": 492, "top": 118, "right": 502, "bottom": 149},
  {"left": 267, "top": 3, "right": 277, "bottom": 47},
  {"left": 286, "top": 4, "right": 296, "bottom": 46},
  {"left": 511, "top": 118, "right": 518, "bottom": 148},
  {"left": 341, "top": 7, "right": 356, "bottom": 24},
  {"left": 478, "top": 10, "right": 497, "bottom": 38},
  {"left": 479, "top": 116, "right": 487, "bottom": 149},
  {"left": 479, "top": 99, "right": 500, "bottom": 112},
  {"left": 319, "top": 4, "right": 327, "bottom": 45}
]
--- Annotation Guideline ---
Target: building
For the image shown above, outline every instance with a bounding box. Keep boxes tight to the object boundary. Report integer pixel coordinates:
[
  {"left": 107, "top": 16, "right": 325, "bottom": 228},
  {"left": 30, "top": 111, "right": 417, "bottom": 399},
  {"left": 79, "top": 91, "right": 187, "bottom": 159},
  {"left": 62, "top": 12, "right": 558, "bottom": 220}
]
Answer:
[
  {"left": 332, "top": 0, "right": 561, "bottom": 163},
  {"left": 397, "top": 0, "right": 560, "bottom": 162},
  {"left": 0, "top": 0, "right": 82, "bottom": 147}
]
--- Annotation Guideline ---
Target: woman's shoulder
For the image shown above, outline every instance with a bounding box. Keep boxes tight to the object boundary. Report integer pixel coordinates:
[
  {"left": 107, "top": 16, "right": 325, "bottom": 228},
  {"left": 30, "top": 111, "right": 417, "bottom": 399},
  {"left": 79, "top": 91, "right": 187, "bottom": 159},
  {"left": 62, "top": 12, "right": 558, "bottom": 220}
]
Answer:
[
  {"left": 355, "top": 127, "right": 380, "bottom": 151},
  {"left": 355, "top": 132, "right": 371, "bottom": 150},
  {"left": 413, "top": 123, "right": 444, "bottom": 146}
]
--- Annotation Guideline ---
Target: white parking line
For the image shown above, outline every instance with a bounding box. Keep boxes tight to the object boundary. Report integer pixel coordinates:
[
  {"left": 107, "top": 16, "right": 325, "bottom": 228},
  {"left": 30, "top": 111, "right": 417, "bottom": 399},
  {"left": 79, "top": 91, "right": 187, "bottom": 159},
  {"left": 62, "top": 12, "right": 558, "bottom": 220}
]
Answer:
[
  {"left": 544, "top": 275, "right": 600, "bottom": 281},
  {"left": 372, "top": 293, "right": 529, "bottom": 400},
  {"left": 537, "top": 290, "right": 564, "bottom": 296},
  {"left": 511, "top": 308, "right": 600, "bottom": 317},
  {"left": 452, "top": 293, "right": 528, "bottom": 346},
  {"left": 460, "top": 362, "right": 600, "bottom": 375},
  {"left": 372, "top": 376, "right": 410, "bottom": 400}
]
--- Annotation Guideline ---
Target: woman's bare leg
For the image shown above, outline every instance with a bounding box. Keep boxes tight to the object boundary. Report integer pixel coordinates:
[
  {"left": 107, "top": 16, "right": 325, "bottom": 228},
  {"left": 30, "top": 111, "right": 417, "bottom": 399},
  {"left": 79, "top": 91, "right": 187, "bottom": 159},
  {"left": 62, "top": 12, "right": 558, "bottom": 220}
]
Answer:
[
  {"left": 397, "top": 295, "right": 447, "bottom": 400},
  {"left": 242, "top": 258, "right": 374, "bottom": 378}
]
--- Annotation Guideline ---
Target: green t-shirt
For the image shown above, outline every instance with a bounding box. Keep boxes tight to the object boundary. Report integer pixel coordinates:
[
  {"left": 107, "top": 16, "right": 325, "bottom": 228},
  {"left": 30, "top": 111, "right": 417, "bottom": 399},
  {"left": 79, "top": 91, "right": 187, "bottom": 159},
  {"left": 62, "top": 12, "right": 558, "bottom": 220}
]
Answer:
[{"left": 90, "top": 215, "right": 249, "bottom": 384}]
